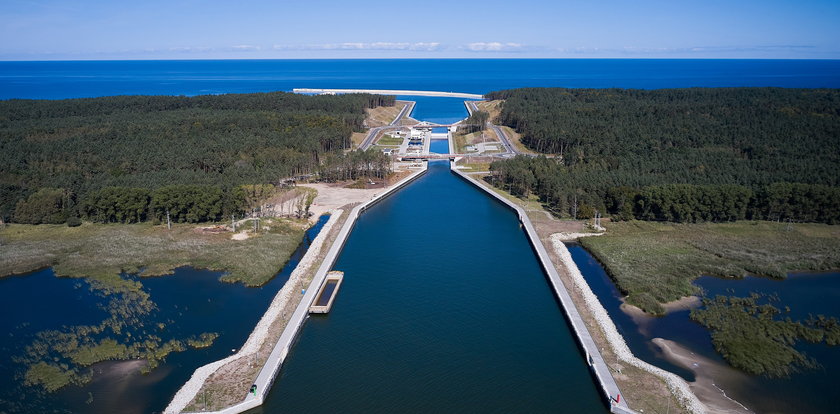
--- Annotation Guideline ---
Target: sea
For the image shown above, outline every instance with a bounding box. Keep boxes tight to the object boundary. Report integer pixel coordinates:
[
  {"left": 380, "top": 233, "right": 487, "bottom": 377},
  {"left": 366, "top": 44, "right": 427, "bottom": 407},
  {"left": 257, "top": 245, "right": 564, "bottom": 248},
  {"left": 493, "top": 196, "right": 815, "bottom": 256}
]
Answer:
[{"left": 2, "top": 59, "right": 840, "bottom": 122}]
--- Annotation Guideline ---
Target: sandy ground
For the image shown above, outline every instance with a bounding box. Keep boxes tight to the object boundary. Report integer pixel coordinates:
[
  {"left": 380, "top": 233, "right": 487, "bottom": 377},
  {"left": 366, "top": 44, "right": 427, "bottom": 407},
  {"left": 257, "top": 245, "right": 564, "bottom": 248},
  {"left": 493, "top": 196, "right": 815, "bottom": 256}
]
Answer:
[
  {"left": 231, "top": 231, "right": 249, "bottom": 240},
  {"left": 620, "top": 296, "right": 702, "bottom": 337},
  {"left": 301, "top": 183, "right": 385, "bottom": 221},
  {"left": 300, "top": 171, "right": 415, "bottom": 221},
  {"left": 552, "top": 231, "right": 605, "bottom": 241},
  {"left": 653, "top": 338, "right": 754, "bottom": 414}
]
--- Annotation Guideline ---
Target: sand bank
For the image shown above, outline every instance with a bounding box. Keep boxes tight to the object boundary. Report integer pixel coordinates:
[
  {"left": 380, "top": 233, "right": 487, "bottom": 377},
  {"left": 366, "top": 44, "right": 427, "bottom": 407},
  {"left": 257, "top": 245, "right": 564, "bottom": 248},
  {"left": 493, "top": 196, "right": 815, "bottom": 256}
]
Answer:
[{"left": 653, "top": 338, "right": 753, "bottom": 414}]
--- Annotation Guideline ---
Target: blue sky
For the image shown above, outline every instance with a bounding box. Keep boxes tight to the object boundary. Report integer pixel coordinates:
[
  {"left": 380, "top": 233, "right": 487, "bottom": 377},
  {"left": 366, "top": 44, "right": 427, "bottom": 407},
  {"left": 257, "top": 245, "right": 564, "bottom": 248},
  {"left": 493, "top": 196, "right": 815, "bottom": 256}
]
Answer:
[{"left": 1, "top": 0, "right": 839, "bottom": 60}]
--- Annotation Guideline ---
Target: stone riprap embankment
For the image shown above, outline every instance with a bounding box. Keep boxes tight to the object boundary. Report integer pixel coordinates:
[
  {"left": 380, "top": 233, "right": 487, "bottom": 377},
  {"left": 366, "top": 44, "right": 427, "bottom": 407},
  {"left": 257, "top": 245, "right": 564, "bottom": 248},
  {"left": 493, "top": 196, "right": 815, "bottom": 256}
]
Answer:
[
  {"left": 164, "top": 209, "right": 343, "bottom": 414},
  {"left": 549, "top": 234, "right": 706, "bottom": 414}
]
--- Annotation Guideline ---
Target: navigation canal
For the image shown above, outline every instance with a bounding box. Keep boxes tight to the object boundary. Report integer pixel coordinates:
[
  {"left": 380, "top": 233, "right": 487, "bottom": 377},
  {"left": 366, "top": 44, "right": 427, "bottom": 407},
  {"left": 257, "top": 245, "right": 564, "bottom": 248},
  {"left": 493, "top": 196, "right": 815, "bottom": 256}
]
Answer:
[{"left": 256, "top": 162, "right": 606, "bottom": 413}]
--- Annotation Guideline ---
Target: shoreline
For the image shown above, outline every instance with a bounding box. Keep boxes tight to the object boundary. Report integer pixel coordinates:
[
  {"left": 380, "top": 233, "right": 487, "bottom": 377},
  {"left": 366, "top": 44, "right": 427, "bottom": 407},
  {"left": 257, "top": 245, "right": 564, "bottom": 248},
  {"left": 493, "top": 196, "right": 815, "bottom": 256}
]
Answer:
[
  {"left": 652, "top": 338, "right": 753, "bottom": 414},
  {"left": 293, "top": 88, "right": 483, "bottom": 99},
  {"left": 164, "top": 209, "right": 344, "bottom": 413},
  {"left": 619, "top": 295, "right": 702, "bottom": 322},
  {"left": 547, "top": 234, "right": 707, "bottom": 413}
]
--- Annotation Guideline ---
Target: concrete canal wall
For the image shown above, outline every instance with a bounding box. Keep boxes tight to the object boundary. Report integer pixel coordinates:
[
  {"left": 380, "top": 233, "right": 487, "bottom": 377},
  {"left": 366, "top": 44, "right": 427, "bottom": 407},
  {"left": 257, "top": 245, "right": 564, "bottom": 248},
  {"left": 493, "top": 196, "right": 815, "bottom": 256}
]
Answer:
[
  {"left": 449, "top": 162, "right": 635, "bottom": 413},
  {"left": 170, "top": 165, "right": 429, "bottom": 414}
]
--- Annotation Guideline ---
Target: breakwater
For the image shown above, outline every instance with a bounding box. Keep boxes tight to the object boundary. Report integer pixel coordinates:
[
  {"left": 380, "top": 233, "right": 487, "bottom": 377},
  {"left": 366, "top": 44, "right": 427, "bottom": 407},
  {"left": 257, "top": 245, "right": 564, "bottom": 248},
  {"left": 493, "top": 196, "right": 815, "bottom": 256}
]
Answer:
[{"left": 293, "top": 88, "right": 484, "bottom": 99}]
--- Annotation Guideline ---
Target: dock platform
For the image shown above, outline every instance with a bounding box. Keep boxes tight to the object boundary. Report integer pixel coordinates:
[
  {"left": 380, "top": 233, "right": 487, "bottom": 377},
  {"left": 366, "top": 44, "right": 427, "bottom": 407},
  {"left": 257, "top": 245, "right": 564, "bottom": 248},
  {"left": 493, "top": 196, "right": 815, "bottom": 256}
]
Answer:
[{"left": 309, "top": 271, "right": 344, "bottom": 314}]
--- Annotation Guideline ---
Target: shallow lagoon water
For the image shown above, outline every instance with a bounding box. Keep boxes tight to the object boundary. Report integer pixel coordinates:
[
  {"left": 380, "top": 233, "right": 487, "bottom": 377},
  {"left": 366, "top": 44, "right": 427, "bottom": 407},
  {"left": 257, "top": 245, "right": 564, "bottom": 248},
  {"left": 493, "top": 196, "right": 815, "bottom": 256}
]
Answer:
[
  {"left": 568, "top": 244, "right": 840, "bottom": 414},
  {"left": 0, "top": 216, "right": 327, "bottom": 413}
]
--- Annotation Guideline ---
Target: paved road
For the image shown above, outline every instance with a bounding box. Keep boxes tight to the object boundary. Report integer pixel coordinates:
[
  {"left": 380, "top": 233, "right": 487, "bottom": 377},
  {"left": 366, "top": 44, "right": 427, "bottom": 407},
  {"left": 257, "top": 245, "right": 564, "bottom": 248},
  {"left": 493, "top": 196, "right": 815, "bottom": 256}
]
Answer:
[
  {"left": 359, "top": 101, "right": 414, "bottom": 150},
  {"left": 466, "top": 101, "right": 518, "bottom": 156},
  {"left": 391, "top": 100, "right": 414, "bottom": 125}
]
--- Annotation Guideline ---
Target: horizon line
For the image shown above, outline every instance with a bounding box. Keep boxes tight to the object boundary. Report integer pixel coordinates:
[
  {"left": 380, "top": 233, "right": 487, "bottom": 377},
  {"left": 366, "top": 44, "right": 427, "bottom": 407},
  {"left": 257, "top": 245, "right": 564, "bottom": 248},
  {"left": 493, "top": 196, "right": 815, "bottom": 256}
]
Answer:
[{"left": 2, "top": 57, "right": 840, "bottom": 63}]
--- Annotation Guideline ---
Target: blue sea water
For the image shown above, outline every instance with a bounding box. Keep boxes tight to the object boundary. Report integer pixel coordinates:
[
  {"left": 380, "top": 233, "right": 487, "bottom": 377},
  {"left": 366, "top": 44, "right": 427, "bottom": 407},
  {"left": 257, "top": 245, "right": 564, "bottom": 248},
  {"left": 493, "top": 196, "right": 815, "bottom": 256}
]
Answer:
[
  {"left": 2, "top": 59, "right": 839, "bottom": 101},
  {"left": 3, "top": 59, "right": 838, "bottom": 124}
]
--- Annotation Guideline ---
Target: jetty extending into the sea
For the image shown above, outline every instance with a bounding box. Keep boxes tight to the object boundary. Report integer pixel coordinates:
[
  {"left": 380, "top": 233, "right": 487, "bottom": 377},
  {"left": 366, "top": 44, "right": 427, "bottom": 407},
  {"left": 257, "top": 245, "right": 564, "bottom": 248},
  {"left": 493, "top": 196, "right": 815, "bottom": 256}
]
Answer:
[{"left": 293, "top": 88, "right": 484, "bottom": 99}]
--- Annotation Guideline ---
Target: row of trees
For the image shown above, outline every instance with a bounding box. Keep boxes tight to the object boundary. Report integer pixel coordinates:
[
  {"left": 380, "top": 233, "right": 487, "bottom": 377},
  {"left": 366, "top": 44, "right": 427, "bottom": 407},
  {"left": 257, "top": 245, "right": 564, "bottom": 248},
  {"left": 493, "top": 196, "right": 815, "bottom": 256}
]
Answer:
[
  {"left": 490, "top": 156, "right": 840, "bottom": 224},
  {"left": 318, "top": 149, "right": 392, "bottom": 182},
  {"left": 459, "top": 110, "right": 489, "bottom": 134},
  {"left": 486, "top": 87, "right": 840, "bottom": 186},
  {"left": 1, "top": 92, "right": 396, "bottom": 223},
  {"left": 14, "top": 185, "right": 243, "bottom": 224},
  {"left": 485, "top": 87, "right": 840, "bottom": 224}
]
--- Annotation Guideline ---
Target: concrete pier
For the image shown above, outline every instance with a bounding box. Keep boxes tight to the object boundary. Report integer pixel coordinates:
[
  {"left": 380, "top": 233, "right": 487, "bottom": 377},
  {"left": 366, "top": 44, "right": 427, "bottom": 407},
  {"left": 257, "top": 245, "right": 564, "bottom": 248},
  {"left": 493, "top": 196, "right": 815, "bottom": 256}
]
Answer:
[{"left": 449, "top": 162, "right": 634, "bottom": 414}]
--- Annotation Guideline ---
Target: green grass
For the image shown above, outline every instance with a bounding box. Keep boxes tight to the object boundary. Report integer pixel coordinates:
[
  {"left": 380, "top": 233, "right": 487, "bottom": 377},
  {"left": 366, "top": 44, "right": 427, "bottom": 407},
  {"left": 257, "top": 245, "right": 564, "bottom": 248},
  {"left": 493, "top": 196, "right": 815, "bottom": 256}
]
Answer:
[
  {"left": 69, "top": 338, "right": 130, "bottom": 367},
  {"left": 690, "top": 294, "right": 840, "bottom": 377},
  {"left": 1, "top": 220, "right": 306, "bottom": 392},
  {"left": 23, "top": 362, "right": 81, "bottom": 392},
  {"left": 580, "top": 221, "right": 840, "bottom": 315},
  {"left": 0, "top": 219, "right": 305, "bottom": 287},
  {"left": 456, "top": 162, "right": 492, "bottom": 172},
  {"left": 376, "top": 134, "right": 403, "bottom": 146}
]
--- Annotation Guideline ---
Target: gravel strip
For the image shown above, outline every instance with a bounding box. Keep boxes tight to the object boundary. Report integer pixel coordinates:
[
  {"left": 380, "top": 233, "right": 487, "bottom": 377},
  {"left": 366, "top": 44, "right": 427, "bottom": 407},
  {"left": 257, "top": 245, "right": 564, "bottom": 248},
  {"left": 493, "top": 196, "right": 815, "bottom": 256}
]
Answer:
[
  {"left": 549, "top": 233, "right": 707, "bottom": 414},
  {"left": 164, "top": 210, "right": 343, "bottom": 414}
]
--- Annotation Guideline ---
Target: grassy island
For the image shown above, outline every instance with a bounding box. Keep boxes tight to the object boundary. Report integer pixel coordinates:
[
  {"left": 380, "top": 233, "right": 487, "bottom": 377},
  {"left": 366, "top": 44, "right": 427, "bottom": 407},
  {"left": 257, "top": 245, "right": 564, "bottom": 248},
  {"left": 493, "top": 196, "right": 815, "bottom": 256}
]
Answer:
[{"left": 580, "top": 221, "right": 840, "bottom": 314}]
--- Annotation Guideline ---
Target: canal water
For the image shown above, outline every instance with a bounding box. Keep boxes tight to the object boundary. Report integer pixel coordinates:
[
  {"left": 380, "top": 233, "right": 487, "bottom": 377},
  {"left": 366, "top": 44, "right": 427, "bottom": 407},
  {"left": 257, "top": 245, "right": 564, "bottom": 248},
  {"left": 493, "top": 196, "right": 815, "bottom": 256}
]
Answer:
[
  {"left": 568, "top": 244, "right": 840, "bottom": 414},
  {"left": 0, "top": 216, "right": 328, "bottom": 414},
  {"left": 399, "top": 96, "right": 478, "bottom": 125},
  {"left": 256, "top": 162, "right": 606, "bottom": 414},
  {"left": 429, "top": 139, "right": 449, "bottom": 154}
]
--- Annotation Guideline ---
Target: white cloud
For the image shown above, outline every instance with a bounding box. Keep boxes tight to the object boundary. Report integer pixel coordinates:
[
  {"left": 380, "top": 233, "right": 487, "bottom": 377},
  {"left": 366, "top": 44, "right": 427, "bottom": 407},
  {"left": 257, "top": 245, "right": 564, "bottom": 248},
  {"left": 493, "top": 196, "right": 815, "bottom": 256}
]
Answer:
[
  {"left": 168, "top": 46, "right": 213, "bottom": 53},
  {"left": 465, "top": 42, "right": 523, "bottom": 52},
  {"left": 231, "top": 45, "right": 261, "bottom": 51},
  {"left": 273, "top": 42, "right": 441, "bottom": 51}
]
